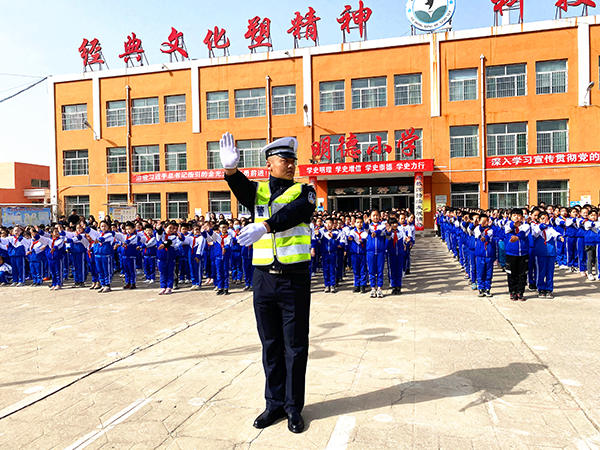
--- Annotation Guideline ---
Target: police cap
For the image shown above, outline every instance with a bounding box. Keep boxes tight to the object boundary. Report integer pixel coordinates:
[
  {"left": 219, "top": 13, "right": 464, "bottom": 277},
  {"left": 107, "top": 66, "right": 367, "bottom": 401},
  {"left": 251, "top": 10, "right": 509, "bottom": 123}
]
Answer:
[{"left": 262, "top": 137, "right": 298, "bottom": 160}]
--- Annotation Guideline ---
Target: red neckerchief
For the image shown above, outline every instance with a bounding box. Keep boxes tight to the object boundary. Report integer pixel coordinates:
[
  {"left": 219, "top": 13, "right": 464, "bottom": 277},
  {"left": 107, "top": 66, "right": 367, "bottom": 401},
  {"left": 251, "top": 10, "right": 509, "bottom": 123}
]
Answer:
[
  {"left": 52, "top": 238, "right": 58, "bottom": 248},
  {"left": 220, "top": 234, "right": 227, "bottom": 250},
  {"left": 192, "top": 235, "right": 198, "bottom": 248},
  {"left": 393, "top": 230, "right": 398, "bottom": 248},
  {"left": 543, "top": 228, "right": 547, "bottom": 245},
  {"left": 356, "top": 228, "right": 362, "bottom": 244}
]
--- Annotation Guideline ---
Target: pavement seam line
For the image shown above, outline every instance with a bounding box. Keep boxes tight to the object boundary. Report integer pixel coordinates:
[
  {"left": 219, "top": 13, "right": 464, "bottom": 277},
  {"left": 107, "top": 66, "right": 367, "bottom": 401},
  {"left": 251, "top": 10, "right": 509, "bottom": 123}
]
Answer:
[
  {"left": 0, "top": 294, "right": 251, "bottom": 421},
  {"left": 485, "top": 295, "right": 600, "bottom": 434}
]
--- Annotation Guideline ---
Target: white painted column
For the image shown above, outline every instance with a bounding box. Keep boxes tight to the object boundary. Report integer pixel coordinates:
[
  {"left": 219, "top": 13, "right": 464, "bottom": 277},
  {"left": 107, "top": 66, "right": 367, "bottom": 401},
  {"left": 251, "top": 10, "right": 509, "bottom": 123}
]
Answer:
[
  {"left": 47, "top": 77, "right": 58, "bottom": 220},
  {"left": 191, "top": 65, "right": 200, "bottom": 133},
  {"left": 92, "top": 75, "right": 101, "bottom": 140},
  {"left": 429, "top": 33, "right": 441, "bottom": 118},
  {"left": 302, "top": 48, "right": 313, "bottom": 126},
  {"left": 578, "top": 22, "right": 591, "bottom": 107}
]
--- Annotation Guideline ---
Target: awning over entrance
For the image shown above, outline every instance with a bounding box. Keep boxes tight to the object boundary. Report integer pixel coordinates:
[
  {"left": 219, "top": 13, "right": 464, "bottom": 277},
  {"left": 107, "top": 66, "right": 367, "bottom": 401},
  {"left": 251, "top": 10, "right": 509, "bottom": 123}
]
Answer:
[{"left": 298, "top": 159, "right": 434, "bottom": 180}]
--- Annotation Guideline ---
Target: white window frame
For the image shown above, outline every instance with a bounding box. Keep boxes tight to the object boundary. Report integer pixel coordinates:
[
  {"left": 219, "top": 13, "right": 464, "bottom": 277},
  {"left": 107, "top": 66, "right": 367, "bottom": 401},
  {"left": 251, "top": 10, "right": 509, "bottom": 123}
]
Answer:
[
  {"left": 132, "top": 97, "right": 159, "bottom": 125},
  {"left": 536, "top": 120, "right": 568, "bottom": 154},
  {"left": 449, "top": 69, "right": 478, "bottom": 102},
  {"left": 134, "top": 193, "right": 161, "bottom": 219},
  {"left": 62, "top": 104, "right": 87, "bottom": 131},
  {"left": 537, "top": 180, "right": 569, "bottom": 206},
  {"left": 319, "top": 80, "right": 345, "bottom": 112},
  {"left": 351, "top": 77, "right": 387, "bottom": 110},
  {"left": 536, "top": 60, "right": 567, "bottom": 95},
  {"left": 272, "top": 85, "right": 296, "bottom": 116},
  {"left": 107, "top": 147, "right": 127, "bottom": 174},
  {"left": 234, "top": 88, "right": 266, "bottom": 118},
  {"left": 209, "top": 192, "right": 231, "bottom": 214},
  {"left": 237, "top": 139, "right": 267, "bottom": 168},
  {"left": 394, "top": 129, "right": 423, "bottom": 160},
  {"left": 451, "top": 183, "right": 480, "bottom": 208},
  {"left": 207, "top": 91, "right": 229, "bottom": 120},
  {"left": 63, "top": 150, "right": 89, "bottom": 176},
  {"left": 354, "top": 132, "right": 388, "bottom": 163},
  {"left": 317, "top": 134, "right": 344, "bottom": 164},
  {"left": 394, "top": 74, "right": 422, "bottom": 106},
  {"left": 165, "top": 144, "right": 187, "bottom": 171},
  {"left": 132, "top": 145, "right": 160, "bottom": 173},
  {"left": 486, "top": 123, "right": 528, "bottom": 157},
  {"left": 106, "top": 100, "right": 126, "bottom": 128},
  {"left": 207, "top": 142, "right": 222, "bottom": 170},
  {"left": 65, "top": 195, "right": 90, "bottom": 218},
  {"left": 108, "top": 194, "right": 128, "bottom": 206},
  {"left": 450, "top": 126, "right": 479, "bottom": 158},
  {"left": 164, "top": 95, "right": 186, "bottom": 123},
  {"left": 486, "top": 64, "right": 527, "bottom": 99},
  {"left": 488, "top": 182, "right": 529, "bottom": 208},
  {"left": 167, "top": 193, "right": 189, "bottom": 219}
]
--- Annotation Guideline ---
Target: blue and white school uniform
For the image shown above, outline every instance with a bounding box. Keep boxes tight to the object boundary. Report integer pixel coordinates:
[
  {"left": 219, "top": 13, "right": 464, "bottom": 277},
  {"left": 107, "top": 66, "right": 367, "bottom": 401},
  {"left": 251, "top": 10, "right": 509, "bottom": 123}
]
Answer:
[
  {"left": 139, "top": 234, "right": 158, "bottom": 282},
  {"left": 0, "top": 260, "right": 12, "bottom": 284},
  {"left": 0, "top": 235, "right": 30, "bottom": 284},
  {"left": 347, "top": 227, "right": 368, "bottom": 288},
  {"left": 386, "top": 228, "right": 407, "bottom": 289},
  {"left": 531, "top": 223, "right": 561, "bottom": 293},
  {"left": 180, "top": 233, "right": 207, "bottom": 287},
  {"left": 366, "top": 222, "right": 387, "bottom": 288},
  {"left": 317, "top": 228, "right": 340, "bottom": 288},
  {"left": 474, "top": 225, "right": 494, "bottom": 291},
  {"left": 38, "top": 235, "right": 66, "bottom": 287},
  {"left": 64, "top": 231, "right": 90, "bottom": 283},
  {"left": 86, "top": 228, "right": 116, "bottom": 287}
]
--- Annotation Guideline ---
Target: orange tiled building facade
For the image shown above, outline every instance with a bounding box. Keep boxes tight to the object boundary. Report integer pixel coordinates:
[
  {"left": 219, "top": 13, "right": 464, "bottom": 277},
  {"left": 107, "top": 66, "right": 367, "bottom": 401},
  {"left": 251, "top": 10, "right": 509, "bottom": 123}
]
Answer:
[{"left": 50, "top": 16, "right": 600, "bottom": 229}]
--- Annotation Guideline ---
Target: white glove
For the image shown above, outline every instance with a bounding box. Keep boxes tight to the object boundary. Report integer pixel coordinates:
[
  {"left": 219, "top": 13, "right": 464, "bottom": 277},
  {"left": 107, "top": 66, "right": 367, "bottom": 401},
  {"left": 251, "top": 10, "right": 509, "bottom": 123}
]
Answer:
[
  {"left": 238, "top": 222, "right": 268, "bottom": 246},
  {"left": 219, "top": 132, "right": 240, "bottom": 169}
]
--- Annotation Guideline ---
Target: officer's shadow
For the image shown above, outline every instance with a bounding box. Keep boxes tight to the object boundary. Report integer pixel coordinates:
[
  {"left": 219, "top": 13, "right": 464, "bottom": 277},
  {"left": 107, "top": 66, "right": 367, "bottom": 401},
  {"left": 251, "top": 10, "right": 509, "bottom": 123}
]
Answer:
[{"left": 305, "top": 362, "right": 546, "bottom": 423}]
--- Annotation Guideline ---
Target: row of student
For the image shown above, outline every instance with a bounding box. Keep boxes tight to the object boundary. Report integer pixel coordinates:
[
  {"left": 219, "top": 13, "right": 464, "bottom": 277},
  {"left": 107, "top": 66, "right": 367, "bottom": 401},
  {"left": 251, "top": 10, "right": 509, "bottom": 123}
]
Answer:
[
  {"left": 436, "top": 204, "right": 600, "bottom": 301},
  {"left": 309, "top": 209, "right": 416, "bottom": 298},
  {"left": 0, "top": 218, "right": 255, "bottom": 295}
]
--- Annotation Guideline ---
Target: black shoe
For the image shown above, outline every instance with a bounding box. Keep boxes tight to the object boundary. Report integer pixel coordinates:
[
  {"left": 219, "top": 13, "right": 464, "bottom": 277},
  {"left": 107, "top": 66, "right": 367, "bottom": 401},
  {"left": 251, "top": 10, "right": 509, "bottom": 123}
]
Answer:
[
  {"left": 478, "top": 290, "right": 485, "bottom": 297},
  {"left": 518, "top": 293, "right": 525, "bottom": 301},
  {"left": 406, "top": 268, "right": 411, "bottom": 275},
  {"left": 528, "top": 283, "right": 537, "bottom": 291},
  {"left": 538, "top": 290, "right": 545, "bottom": 298},
  {"left": 223, "top": 289, "right": 229, "bottom": 295},
  {"left": 353, "top": 286, "right": 360, "bottom": 293},
  {"left": 331, "top": 287, "right": 338, "bottom": 293},
  {"left": 361, "top": 285, "right": 368, "bottom": 293},
  {"left": 243, "top": 285, "right": 250, "bottom": 291},
  {"left": 253, "top": 407, "right": 286, "bottom": 429},
  {"left": 395, "top": 287, "right": 401, "bottom": 295},
  {"left": 546, "top": 291, "right": 554, "bottom": 299},
  {"left": 216, "top": 289, "right": 224, "bottom": 295},
  {"left": 287, "top": 412, "right": 305, "bottom": 433}
]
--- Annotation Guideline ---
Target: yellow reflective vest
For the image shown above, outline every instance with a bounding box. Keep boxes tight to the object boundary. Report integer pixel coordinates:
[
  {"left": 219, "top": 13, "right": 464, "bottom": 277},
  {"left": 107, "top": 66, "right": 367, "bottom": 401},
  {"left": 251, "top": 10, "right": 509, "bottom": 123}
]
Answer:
[{"left": 252, "top": 181, "right": 312, "bottom": 266}]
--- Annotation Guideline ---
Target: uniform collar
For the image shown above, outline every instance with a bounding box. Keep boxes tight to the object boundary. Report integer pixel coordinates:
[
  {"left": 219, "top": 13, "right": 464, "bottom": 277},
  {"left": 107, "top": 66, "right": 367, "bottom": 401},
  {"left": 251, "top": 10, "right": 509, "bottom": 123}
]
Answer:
[{"left": 269, "top": 175, "right": 294, "bottom": 191}]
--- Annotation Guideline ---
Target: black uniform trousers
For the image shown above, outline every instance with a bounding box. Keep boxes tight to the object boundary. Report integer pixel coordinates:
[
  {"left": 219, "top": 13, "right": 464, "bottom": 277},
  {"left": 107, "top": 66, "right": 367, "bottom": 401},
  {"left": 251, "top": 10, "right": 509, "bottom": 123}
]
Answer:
[
  {"left": 505, "top": 254, "right": 529, "bottom": 294},
  {"left": 253, "top": 268, "right": 311, "bottom": 414}
]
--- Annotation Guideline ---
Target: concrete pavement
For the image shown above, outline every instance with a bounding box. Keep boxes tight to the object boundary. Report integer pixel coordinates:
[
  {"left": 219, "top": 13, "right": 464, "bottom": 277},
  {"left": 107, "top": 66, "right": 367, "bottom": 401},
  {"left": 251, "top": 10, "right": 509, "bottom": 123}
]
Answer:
[{"left": 1, "top": 236, "right": 599, "bottom": 449}]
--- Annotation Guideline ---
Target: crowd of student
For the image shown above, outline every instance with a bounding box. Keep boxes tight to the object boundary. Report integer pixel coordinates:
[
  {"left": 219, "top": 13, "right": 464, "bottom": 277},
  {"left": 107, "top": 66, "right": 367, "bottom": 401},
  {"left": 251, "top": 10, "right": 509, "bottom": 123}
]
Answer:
[
  {"left": 0, "top": 208, "right": 418, "bottom": 297},
  {"left": 436, "top": 203, "right": 600, "bottom": 301}
]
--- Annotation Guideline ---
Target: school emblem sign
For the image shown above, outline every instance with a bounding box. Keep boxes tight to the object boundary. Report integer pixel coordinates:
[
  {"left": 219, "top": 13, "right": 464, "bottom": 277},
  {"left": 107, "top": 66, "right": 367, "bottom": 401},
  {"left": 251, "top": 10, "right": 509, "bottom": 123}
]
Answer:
[{"left": 406, "top": 0, "right": 456, "bottom": 32}]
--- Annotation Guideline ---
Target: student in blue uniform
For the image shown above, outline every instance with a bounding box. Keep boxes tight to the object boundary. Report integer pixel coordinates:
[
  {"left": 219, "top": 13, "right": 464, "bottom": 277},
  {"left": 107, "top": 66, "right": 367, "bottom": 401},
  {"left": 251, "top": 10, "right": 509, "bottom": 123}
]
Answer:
[
  {"left": 366, "top": 209, "right": 387, "bottom": 298},
  {"left": 39, "top": 227, "right": 67, "bottom": 290},
  {"left": 474, "top": 214, "right": 495, "bottom": 297},
  {"left": 156, "top": 221, "right": 179, "bottom": 295},
  {"left": 335, "top": 218, "right": 346, "bottom": 286},
  {"left": 86, "top": 221, "right": 116, "bottom": 293},
  {"left": 206, "top": 220, "right": 233, "bottom": 295},
  {"left": 178, "top": 223, "right": 191, "bottom": 285},
  {"left": 115, "top": 221, "right": 140, "bottom": 289},
  {"left": 27, "top": 235, "right": 47, "bottom": 286},
  {"left": 531, "top": 211, "right": 564, "bottom": 298},
  {"left": 0, "top": 255, "right": 12, "bottom": 285},
  {"left": 313, "top": 217, "right": 340, "bottom": 293},
  {"left": 179, "top": 223, "right": 208, "bottom": 290},
  {"left": 240, "top": 217, "right": 254, "bottom": 291},
  {"left": 346, "top": 216, "right": 368, "bottom": 293},
  {"left": 230, "top": 219, "right": 243, "bottom": 285},
  {"left": 139, "top": 224, "right": 157, "bottom": 284},
  {"left": 385, "top": 217, "right": 406, "bottom": 295},
  {"left": 505, "top": 208, "right": 531, "bottom": 301},
  {"left": 65, "top": 223, "right": 90, "bottom": 287},
  {"left": 583, "top": 209, "right": 599, "bottom": 281},
  {"left": 0, "top": 227, "right": 30, "bottom": 286}
]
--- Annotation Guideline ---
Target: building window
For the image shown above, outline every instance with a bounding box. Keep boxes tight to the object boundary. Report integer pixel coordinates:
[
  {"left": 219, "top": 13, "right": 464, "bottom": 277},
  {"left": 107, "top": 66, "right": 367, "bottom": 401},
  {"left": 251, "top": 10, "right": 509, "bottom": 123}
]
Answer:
[
  {"left": 207, "top": 141, "right": 223, "bottom": 170},
  {"left": 167, "top": 193, "right": 188, "bottom": 219},
  {"left": 537, "top": 120, "right": 568, "bottom": 154},
  {"left": 450, "top": 126, "right": 479, "bottom": 158},
  {"left": 132, "top": 145, "right": 159, "bottom": 173},
  {"left": 353, "top": 132, "right": 388, "bottom": 163},
  {"left": 451, "top": 183, "right": 480, "bottom": 208},
  {"left": 108, "top": 194, "right": 128, "bottom": 205},
  {"left": 449, "top": 69, "right": 477, "bottom": 101},
  {"left": 165, "top": 144, "right": 187, "bottom": 171},
  {"left": 319, "top": 80, "right": 345, "bottom": 112},
  {"left": 65, "top": 195, "right": 90, "bottom": 218},
  {"left": 272, "top": 85, "right": 296, "bottom": 116},
  {"left": 487, "top": 123, "right": 527, "bottom": 157},
  {"left": 489, "top": 182, "right": 528, "bottom": 208},
  {"left": 63, "top": 150, "right": 89, "bottom": 176},
  {"left": 62, "top": 104, "right": 87, "bottom": 131},
  {"left": 351, "top": 77, "right": 387, "bottom": 109},
  {"left": 209, "top": 191, "right": 231, "bottom": 214},
  {"left": 394, "top": 129, "right": 423, "bottom": 160},
  {"left": 536, "top": 60, "right": 567, "bottom": 94},
  {"left": 394, "top": 74, "right": 422, "bottom": 106},
  {"left": 537, "top": 180, "right": 568, "bottom": 206},
  {"left": 486, "top": 64, "right": 526, "bottom": 98},
  {"left": 31, "top": 179, "right": 50, "bottom": 188},
  {"left": 165, "top": 95, "right": 186, "bottom": 123},
  {"left": 238, "top": 139, "right": 267, "bottom": 168},
  {"left": 207, "top": 91, "right": 229, "bottom": 120},
  {"left": 235, "top": 88, "right": 266, "bottom": 118},
  {"left": 238, "top": 203, "right": 251, "bottom": 217},
  {"left": 135, "top": 193, "right": 161, "bottom": 219},
  {"left": 106, "top": 100, "right": 126, "bottom": 128},
  {"left": 132, "top": 97, "right": 159, "bottom": 125},
  {"left": 107, "top": 147, "right": 127, "bottom": 174},
  {"left": 317, "top": 135, "right": 344, "bottom": 164}
]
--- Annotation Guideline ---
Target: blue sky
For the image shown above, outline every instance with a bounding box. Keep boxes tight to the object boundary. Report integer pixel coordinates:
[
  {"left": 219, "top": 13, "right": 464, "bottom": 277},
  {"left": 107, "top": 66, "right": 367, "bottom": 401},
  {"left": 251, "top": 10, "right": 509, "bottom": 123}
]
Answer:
[{"left": 0, "top": 0, "right": 586, "bottom": 166}]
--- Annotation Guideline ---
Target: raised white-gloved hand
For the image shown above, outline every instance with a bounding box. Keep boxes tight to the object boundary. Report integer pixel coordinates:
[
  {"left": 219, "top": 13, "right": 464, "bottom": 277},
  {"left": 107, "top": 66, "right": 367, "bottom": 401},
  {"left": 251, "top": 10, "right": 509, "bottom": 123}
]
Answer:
[
  {"left": 238, "top": 222, "right": 268, "bottom": 246},
  {"left": 219, "top": 132, "right": 240, "bottom": 169}
]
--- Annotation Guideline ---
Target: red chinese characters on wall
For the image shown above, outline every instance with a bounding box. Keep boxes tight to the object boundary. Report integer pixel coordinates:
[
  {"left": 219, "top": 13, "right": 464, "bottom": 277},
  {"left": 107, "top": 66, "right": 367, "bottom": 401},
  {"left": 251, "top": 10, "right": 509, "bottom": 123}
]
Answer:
[
  {"left": 491, "top": 0, "right": 519, "bottom": 14},
  {"left": 119, "top": 32, "right": 145, "bottom": 66},
  {"left": 245, "top": 16, "right": 272, "bottom": 50},
  {"left": 337, "top": 1, "right": 372, "bottom": 38},
  {"left": 204, "top": 26, "right": 230, "bottom": 52},
  {"left": 79, "top": 38, "right": 104, "bottom": 67},
  {"left": 287, "top": 7, "right": 321, "bottom": 44},
  {"left": 366, "top": 135, "right": 392, "bottom": 156},
  {"left": 487, "top": 151, "right": 600, "bottom": 168},
  {"left": 555, "top": 0, "right": 596, "bottom": 12},
  {"left": 161, "top": 27, "right": 188, "bottom": 59},
  {"left": 398, "top": 128, "right": 419, "bottom": 157},
  {"left": 132, "top": 168, "right": 269, "bottom": 183}
]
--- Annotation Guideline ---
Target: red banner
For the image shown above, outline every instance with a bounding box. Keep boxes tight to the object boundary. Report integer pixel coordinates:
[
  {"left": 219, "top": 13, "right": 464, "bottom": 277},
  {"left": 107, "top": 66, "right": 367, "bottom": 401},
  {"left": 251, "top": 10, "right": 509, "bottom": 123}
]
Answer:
[
  {"left": 298, "top": 159, "right": 434, "bottom": 177},
  {"left": 487, "top": 151, "right": 600, "bottom": 169},
  {"left": 132, "top": 168, "right": 269, "bottom": 183}
]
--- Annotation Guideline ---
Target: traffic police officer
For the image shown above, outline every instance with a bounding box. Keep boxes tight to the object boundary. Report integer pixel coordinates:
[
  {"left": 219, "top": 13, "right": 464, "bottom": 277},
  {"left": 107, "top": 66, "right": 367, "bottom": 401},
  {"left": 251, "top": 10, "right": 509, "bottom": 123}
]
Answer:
[{"left": 220, "top": 132, "right": 316, "bottom": 433}]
